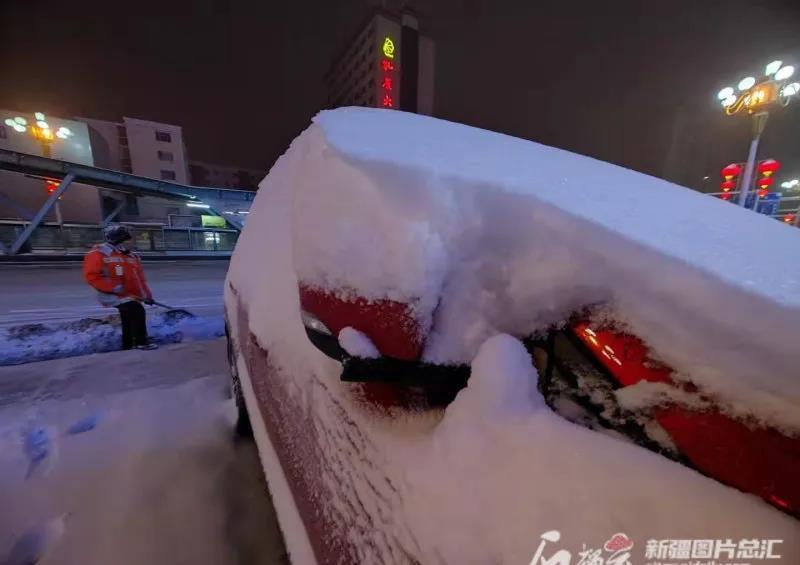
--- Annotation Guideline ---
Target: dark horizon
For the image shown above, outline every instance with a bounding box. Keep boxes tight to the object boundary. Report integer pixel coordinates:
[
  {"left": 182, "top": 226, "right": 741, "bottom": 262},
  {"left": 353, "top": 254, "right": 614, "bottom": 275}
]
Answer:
[{"left": 1, "top": 0, "right": 799, "bottom": 186}]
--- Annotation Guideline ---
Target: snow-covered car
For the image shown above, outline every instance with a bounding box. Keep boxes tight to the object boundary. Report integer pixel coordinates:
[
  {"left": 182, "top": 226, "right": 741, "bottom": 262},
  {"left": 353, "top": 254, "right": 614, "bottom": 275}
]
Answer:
[
  {"left": 225, "top": 108, "right": 800, "bottom": 563},
  {"left": 298, "top": 292, "right": 800, "bottom": 517}
]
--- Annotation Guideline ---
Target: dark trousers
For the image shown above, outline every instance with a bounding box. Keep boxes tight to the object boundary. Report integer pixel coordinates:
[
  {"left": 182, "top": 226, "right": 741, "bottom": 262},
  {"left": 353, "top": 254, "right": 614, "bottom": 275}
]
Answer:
[{"left": 116, "top": 301, "right": 148, "bottom": 349}]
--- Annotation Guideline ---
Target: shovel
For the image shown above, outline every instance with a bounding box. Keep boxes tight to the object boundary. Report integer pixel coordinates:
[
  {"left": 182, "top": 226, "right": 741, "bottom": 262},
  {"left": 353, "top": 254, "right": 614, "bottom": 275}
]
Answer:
[{"left": 136, "top": 298, "right": 196, "bottom": 318}]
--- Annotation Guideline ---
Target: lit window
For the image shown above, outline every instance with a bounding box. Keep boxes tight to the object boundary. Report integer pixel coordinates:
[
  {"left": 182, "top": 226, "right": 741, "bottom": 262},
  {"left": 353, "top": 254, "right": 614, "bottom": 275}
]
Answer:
[
  {"left": 160, "top": 169, "right": 176, "bottom": 180},
  {"left": 157, "top": 150, "right": 174, "bottom": 162},
  {"left": 155, "top": 131, "right": 172, "bottom": 143}
]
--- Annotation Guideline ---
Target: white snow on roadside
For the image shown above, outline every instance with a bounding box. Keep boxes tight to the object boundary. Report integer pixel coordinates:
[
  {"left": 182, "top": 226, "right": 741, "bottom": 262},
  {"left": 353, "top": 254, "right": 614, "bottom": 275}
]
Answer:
[
  {"left": 338, "top": 327, "right": 380, "bottom": 359},
  {"left": 0, "top": 312, "right": 224, "bottom": 366},
  {"left": 0, "top": 342, "right": 287, "bottom": 565}
]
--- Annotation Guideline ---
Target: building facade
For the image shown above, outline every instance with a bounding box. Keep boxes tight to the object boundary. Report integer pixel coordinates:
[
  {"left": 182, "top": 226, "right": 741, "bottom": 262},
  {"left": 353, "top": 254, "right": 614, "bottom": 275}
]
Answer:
[
  {"left": 0, "top": 109, "right": 255, "bottom": 244},
  {"left": 325, "top": 10, "right": 435, "bottom": 114},
  {"left": 80, "top": 116, "right": 190, "bottom": 184}
]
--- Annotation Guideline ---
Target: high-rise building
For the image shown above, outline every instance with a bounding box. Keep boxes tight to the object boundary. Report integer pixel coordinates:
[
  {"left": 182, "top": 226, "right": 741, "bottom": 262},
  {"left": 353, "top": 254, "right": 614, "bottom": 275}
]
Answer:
[
  {"left": 324, "top": 9, "right": 435, "bottom": 114},
  {"left": 80, "top": 116, "right": 190, "bottom": 184}
]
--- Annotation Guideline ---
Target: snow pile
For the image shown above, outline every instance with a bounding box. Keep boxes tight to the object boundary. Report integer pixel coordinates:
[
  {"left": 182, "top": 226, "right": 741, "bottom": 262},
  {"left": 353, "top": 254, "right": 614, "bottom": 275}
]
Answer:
[
  {"left": 226, "top": 108, "right": 800, "bottom": 562},
  {"left": 0, "top": 341, "right": 287, "bottom": 565},
  {"left": 393, "top": 336, "right": 800, "bottom": 562},
  {"left": 0, "top": 311, "right": 224, "bottom": 365},
  {"left": 338, "top": 327, "right": 380, "bottom": 359}
]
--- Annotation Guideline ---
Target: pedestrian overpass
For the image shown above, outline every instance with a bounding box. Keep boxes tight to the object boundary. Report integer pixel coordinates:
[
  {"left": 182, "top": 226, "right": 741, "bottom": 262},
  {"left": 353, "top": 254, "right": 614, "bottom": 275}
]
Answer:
[{"left": 0, "top": 149, "right": 256, "bottom": 256}]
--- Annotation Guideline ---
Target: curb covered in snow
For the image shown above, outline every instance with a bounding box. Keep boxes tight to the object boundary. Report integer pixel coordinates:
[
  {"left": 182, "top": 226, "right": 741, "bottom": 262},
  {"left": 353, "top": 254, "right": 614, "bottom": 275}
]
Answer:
[{"left": 0, "top": 311, "right": 225, "bottom": 366}]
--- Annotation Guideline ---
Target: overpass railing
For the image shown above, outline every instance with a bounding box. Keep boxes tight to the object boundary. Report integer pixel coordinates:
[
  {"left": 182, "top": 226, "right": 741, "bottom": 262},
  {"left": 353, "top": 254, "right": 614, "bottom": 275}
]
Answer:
[{"left": 0, "top": 221, "right": 238, "bottom": 255}]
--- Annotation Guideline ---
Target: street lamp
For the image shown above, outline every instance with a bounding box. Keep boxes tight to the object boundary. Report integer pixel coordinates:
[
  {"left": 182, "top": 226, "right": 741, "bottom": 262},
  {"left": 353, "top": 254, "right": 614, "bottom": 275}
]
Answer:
[
  {"left": 3, "top": 112, "right": 73, "bottom": 158},
  {"left": 716, "top": 60, "right": 799, "bottom": 209},
  {"left": 781, "top": 179, "right": 799, "bottom": 191},
  {"left": 4, "top": 112, "right": 74, "bottom": 225}
]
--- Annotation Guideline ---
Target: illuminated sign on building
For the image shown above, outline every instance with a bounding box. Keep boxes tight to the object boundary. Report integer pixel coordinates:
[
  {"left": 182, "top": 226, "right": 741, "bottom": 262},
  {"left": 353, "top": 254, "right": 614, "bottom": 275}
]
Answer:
[
  {"left": 380, "top": 37, "right": 396, "bottom": 108},
  {"left": 382, "top": 37, "right": 395, "bottom": 59}
]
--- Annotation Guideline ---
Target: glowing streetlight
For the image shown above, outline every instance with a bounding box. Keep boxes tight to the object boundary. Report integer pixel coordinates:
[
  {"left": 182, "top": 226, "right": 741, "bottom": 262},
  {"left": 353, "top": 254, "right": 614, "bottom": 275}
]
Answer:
[
  {"left": 5, "top": 112, "right": 75, "bottom": 226},
  {"left": 765, "top": 60, "right": 783, "bottom": 76},
  {"left": 738, "top": 76, "right": 756, "bottom": 90},
  {"left": 715, "top": 60, "right": 800, "bottom": 209},
  {"left": 4, "top": 111, "right": 73, "bottom": 158},
  {"left": 781, "top": 82, "right": 800, "bottom": 97},
  {"left": 717, "top": 87, "right": 734, "bottom": 100},
  {"left": 774, "top": 65, "right": 795, "bottom": 81},
  {"left": 781, "top": 179, "right": 799, "bottom": 190}
]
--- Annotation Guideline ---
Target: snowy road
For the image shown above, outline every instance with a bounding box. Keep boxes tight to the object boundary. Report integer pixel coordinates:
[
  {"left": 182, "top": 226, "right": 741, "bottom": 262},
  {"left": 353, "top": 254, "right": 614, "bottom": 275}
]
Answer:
[
  {"left": 0, "top": 339, "right": 288, "bottom": 564},
  {"left": 0, "top": 261, "right": 228, "bottom": 328}
]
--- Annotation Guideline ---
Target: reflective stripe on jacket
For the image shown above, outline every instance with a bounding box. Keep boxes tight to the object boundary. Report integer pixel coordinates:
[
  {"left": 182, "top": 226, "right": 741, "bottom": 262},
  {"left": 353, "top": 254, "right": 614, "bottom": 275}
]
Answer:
[{"left": 83, "top": 243, "right": 152, "bottom": 307}]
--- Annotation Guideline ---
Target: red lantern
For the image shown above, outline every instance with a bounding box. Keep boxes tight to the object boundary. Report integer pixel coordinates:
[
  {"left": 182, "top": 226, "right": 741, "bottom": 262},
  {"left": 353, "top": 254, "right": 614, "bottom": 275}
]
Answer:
[
  {"left": 720, "top": 180, "right": 736, "bottom": 192},
  {"left": 757, "top": 176, "right": 773, "bottom": 189},
  {"left": 721, "top": 163, "right": 742, "bottom": 180},
  {"left": 784, "top": 214, "right": 794, "bottom": 223},
  {"left": 757, "top": 159, "right": 781, "bottom": 177},
  {"left": 757, "top": 188, "right": 769, "bottom": 198},
  {"left": 720, "top": 193, "right": 732, "bottom": 201}
]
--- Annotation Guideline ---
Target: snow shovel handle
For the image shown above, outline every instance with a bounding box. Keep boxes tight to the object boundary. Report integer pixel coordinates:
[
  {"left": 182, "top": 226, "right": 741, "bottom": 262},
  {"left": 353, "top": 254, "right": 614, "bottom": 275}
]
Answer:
[
  {"left": 133, "top": 296, "right": 195, "bottom": 317},
  {"left": 133, "top": 296, "right": 173, "bottom": 309}
]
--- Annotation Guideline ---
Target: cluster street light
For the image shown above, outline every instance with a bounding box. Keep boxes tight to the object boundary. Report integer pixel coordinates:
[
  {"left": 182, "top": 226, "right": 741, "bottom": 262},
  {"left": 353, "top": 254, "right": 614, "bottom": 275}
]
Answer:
[
  {"left": 3, "top": 112, "right": 73, "bottom": 158},
  {"left": 3, "top": 112, "right": 74, "bottom": 225},
  {"left": 716, "top": 60, "right": 799, "bottom": 209}
]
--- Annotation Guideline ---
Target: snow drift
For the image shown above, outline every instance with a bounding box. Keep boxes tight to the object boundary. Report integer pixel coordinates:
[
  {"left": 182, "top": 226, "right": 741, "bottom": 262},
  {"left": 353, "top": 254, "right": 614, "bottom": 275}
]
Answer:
[
  {"left": 0, "top": 311, "right": 224, "bottom": 366},
  {"left": 225, "top": 107, "right": 800, "bottom": 562}
]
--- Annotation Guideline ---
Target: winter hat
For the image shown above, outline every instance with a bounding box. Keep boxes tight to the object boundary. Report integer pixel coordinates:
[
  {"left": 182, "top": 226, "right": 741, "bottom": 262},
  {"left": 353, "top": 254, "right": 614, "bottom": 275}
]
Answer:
[{"left": 104, "top": 225, "right": 133, "bottom": 245}]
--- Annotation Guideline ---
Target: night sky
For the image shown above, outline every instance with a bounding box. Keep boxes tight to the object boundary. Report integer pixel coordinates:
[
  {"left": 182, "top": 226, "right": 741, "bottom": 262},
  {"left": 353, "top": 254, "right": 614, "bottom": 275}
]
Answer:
[{"left": 1, "top": 0, "right": 799, "bottom": 186}]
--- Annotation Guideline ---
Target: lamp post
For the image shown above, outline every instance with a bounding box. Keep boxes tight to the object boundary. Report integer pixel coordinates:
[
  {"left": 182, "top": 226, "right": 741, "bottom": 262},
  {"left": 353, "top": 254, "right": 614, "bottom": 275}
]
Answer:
[
  {"left": 4, "top": 112, "right": 73, "bottom": 158},
  {"left": 717, "top": 60, "right": 799, "bottom": 209},
  {"left": 4, "top": 112, "right": 74, "bottom": 225}
]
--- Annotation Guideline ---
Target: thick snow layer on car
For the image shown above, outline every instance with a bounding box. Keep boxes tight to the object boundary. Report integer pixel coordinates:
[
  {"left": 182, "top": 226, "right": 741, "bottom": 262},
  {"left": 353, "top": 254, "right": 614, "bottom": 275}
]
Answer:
[
  {"left": 225, "top": 108, "right": 800, "bottom": 561},
  {"left": 276, "top": 107, "right": 799, "bottom": 431}
]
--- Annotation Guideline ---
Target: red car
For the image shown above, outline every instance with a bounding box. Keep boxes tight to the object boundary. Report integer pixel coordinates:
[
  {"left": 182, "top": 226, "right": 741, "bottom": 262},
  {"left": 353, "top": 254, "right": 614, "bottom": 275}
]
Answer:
[{"left": 225, "top": 109, "right": 800, "bottom": 563}]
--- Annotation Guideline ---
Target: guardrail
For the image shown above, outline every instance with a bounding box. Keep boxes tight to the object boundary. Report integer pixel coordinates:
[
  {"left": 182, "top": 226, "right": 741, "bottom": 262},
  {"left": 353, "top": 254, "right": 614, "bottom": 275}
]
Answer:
[
  {"left": 706, "top": 191, "right": 800, "bottom": 226},
  {"left": 0, "top": 221, "right": 238, "bottom": 255}
]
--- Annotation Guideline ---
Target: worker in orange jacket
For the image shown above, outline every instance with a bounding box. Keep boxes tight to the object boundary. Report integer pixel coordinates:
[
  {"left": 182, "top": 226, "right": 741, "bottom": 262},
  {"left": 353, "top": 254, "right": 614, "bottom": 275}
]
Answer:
[{"left": 83, "top": 225, "right": 158, "bottom": 350}]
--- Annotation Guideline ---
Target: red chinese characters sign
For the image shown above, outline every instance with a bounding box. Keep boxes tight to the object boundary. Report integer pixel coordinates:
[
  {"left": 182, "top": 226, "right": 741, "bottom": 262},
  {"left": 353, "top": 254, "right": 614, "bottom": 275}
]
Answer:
[{"left": 381, "top": 37, "right": 395, "bottom": 108}]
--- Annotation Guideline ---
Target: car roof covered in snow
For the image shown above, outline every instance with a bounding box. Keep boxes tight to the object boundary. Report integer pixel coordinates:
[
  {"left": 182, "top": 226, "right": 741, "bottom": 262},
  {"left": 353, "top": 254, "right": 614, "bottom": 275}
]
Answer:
[{"left": 314, "top": 108, "right": 800, "bottom": 308}]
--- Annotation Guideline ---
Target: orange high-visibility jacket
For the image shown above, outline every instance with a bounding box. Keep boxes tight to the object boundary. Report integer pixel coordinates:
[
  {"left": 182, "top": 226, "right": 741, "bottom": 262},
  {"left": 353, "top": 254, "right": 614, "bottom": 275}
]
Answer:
[{"left": 83, "top": 243, "right": 152, "bottom": 306}]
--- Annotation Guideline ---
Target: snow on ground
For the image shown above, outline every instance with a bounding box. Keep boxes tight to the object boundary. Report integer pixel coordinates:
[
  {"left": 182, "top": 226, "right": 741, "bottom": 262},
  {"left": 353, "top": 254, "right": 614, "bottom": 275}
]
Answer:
[
  {"left": 0, "top": 310, "right": 224, "bottom": 366},
  {"left": 226, "top": 107, "right": 800, "bottom": 563},
  {"left": 0, "top": 340, "right": 287, "bottom": 565}
]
